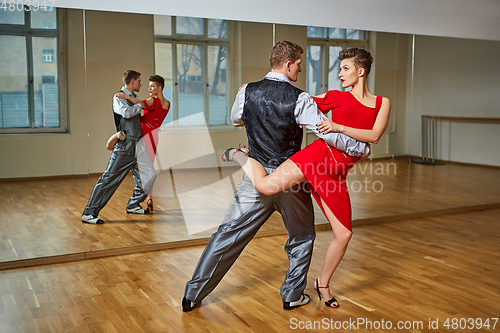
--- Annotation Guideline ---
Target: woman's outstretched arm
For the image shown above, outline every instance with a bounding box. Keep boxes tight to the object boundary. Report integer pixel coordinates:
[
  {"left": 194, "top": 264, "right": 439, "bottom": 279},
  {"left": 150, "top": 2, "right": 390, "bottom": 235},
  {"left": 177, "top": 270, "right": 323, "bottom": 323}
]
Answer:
[
  {"left": 230, "top": 151, "right": 306, "bottom": 196},
  {"left": 318, "top": 98, "right": 391, "bottom": 144},
  {"left": 116, "top": 91, "right": 146, "bottom": 108}
]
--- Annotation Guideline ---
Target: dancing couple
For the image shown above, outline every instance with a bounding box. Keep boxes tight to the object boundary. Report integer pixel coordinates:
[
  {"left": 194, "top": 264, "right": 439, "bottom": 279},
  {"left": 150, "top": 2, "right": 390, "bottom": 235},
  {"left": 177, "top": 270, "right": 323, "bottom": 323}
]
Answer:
[
  {"left": 182, "top": 41, "right": 390, "bottom": 312},
  {"left": 82, "top": 71, "right": 170, "bottom": 224}
]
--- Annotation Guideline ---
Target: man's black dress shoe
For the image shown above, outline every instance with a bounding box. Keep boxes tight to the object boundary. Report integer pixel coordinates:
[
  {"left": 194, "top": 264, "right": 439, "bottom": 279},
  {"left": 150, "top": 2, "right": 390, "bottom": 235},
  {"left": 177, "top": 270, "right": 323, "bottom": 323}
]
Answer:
[
  {"left": 283, "top": 293, "right": 310, "bottom": 311},
  {"left": 182, "top": 297, "right": 195, "bottom": 312}
]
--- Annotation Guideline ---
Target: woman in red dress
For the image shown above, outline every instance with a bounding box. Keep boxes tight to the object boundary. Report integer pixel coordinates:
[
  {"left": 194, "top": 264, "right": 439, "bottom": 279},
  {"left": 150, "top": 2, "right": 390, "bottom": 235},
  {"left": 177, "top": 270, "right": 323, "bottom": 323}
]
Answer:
[
  {"left": 109, "top": 75, "right": 170, "bottom": 211},
  {"left": 225, "top": 48, "right": 391, "bottom": 308}
]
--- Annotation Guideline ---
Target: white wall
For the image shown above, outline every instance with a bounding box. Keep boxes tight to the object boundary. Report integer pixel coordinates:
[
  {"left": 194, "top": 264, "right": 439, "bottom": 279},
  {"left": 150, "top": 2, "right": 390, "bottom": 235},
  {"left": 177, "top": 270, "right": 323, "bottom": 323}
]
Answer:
[
  {"left": 370, "top": 32, "right": 410, "bottom": 157},
  {"left": 406, "top": 35, "right": 500, "bottom": 166}
]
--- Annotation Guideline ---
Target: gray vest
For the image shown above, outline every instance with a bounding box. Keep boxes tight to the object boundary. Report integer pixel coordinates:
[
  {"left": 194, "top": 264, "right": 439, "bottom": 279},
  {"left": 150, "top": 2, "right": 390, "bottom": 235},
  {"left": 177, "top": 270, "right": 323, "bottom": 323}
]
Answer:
[
  {"left": 114, "top": 96, "right": 142, "bottom": 140},
  {"left": 242, "top": 79, "right": 303, "bottom": 167}
]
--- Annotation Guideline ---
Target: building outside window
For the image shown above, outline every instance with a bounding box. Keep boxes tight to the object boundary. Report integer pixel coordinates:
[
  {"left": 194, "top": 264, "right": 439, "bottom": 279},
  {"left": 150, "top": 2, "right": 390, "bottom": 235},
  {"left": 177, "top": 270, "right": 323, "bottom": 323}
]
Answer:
[
  {"left": 154, "top": 15, "right": 230, "bottom": 127},
  {"left": 42, "top": 49, "right": 54, "bottom": 62},
  {"left": 42, "top": 76, "right": 55, "bottom": 84},
  {"left": 0, "top": 7, "right": 63, "bottom": 131}
]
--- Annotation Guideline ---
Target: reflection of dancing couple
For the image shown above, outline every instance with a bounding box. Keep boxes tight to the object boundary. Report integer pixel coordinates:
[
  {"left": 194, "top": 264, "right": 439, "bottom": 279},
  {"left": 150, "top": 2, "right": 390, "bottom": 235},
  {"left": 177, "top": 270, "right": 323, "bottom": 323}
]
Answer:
[
  {"left": 81, "top": 71, "right": 169, "bottom": 224},
  {"left": 183, "top": 41, "right": 390, "bottom": 311}
]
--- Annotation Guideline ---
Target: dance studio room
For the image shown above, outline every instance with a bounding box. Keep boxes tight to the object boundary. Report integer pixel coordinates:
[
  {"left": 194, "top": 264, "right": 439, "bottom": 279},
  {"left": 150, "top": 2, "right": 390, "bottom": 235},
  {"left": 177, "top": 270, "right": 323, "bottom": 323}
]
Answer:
[{"left": 0, "top": 0, "right": 499, "bottom": 332}]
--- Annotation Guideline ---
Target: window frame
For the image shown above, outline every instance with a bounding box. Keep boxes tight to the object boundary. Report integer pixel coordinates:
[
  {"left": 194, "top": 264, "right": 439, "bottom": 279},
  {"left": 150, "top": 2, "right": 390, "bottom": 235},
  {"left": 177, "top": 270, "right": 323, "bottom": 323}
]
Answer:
[
  {"left": 307, "top": 28, "right": 369, "bottom": 95},
  {"left": 154, "top": 16, "right": 232, "bottom": 130},
  {"left": 0, "top": 7, "right": 67, "bottom": 134},
  {"left": 306, "top": 27, "right": 369, "bottom": 124}
]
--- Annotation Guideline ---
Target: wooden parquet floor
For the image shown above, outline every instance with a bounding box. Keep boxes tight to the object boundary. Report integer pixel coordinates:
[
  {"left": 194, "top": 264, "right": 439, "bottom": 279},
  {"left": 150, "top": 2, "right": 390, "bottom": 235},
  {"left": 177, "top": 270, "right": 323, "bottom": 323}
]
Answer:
[
  {"left": 0, "top": 208, "right": 498, "bottom": 332},
  {"left": 1, "top": 158, "right": 499, "bottom": 266}
]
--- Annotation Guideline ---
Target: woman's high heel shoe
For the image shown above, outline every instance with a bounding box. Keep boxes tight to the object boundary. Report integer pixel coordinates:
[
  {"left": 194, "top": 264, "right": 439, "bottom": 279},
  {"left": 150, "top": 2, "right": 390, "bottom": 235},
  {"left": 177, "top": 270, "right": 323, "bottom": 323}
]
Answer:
[
  {"left": 147, "top": 198, "right": 154, "bottom": 212},
  {"left": 221, "top": 144, "right": 248, "bottom": 162},
  {"left": 314, "top": 278, "right": 340, "bottom": 308}
]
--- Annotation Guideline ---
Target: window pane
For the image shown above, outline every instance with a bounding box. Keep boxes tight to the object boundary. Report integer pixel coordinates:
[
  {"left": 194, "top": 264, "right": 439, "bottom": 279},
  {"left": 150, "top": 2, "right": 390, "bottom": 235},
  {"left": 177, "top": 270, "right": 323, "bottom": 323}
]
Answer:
[
  {"left": 329, "top": 28, "right": 345, "bottom": 39},
  {"left": 31, "top": 7, "right": 57, "bottom": 29},
  {"left": 207, "top": 19, "right": 227, "bottom": 39},
  {"left": 0, "top": 36, "right": 29, "bottom": 128},
  {"left": 347, "top": 45, "right": 366, "bottom": 52},
  {"left": 328, "top": 46, "right": 343, "bottom": 92},
  {"left": 154, "top": 42, "right": 173, "bottom": 126},
  {"left": 346, "top": 29, "right": 365, "bottom": 40},
  {"left": 154, "top": 15, "right": 172, "bottom": 36},
  {"left": 307, "top": 26, "right": 326, "bottom": 38},
  {"left": 177, "top": 44, "right": 205, "bottom": 126},
  {"left": 0, "top": 9, "right": 24, "bottom": 25},
  {"left": 33, "top": 37, "right": 59, "bottom": 128},
  {"left": 176, "top": 17, "right": 203, "bottom": 36},
  {"left": 306, "top": 45, "right": 322, "bottom": 96},
  {"left": 208, "top": 45, "right": 227, "bottom": 125}
]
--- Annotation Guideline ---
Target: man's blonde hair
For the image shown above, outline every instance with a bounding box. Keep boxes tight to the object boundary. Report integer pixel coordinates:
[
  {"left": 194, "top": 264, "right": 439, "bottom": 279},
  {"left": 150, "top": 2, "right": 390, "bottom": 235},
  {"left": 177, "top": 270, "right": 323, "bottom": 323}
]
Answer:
[{"left": 270, "top": 41, "right": 303, "bottom": 69}]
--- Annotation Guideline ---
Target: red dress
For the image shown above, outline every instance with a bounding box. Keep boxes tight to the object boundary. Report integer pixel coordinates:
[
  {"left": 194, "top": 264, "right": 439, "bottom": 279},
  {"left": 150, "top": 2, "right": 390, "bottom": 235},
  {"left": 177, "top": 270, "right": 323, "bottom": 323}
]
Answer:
[
  {"left": 141, "top": 97, "right": 170, "bottom": 162},
  {"left": 290, "top": 90, "right": 382, "bottom": 231}
]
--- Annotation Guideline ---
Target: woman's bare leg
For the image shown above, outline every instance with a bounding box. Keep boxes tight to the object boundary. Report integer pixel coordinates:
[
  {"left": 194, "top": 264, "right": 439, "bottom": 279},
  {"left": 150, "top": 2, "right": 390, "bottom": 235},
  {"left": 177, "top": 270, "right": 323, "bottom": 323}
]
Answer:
[
  {"left": 144, "top": 134, "right": 156, "bottom": 211},
  {"left": 231, "top": 150, "right": 306, "bottom": 195},
  {"left": 106, "top": 132, "right": 122, "bottom": 151},
  {"left": 146, "top": 193, "right": 153, "bottom": 211},
  {"left": 146, "top": 185, "right": 153, "bottom": 208},
  {"left": 315, "top": 197, "right": 352, "bottom": 307}
]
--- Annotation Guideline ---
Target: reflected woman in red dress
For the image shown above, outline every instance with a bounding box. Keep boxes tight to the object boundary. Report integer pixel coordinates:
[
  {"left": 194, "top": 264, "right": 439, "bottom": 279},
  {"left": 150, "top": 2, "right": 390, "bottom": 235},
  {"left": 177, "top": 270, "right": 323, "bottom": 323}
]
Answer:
[
  {"left": 108, "top": 75, "right": 170, "bottom": 211},
  {"left": 225, "top": 48, "right": 391, "bottom": 309}
]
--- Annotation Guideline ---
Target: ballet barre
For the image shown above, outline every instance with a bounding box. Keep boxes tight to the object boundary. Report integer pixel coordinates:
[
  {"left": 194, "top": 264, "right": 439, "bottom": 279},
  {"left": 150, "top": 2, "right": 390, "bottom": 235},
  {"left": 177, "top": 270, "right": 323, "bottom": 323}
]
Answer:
[{"left": 416, "top": 115, "right": 500, "bottom": 165}]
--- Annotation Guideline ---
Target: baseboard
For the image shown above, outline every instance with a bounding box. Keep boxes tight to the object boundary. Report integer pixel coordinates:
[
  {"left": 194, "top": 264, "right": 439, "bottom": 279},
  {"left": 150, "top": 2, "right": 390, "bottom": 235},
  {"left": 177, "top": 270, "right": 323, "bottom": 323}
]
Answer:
[
  {"left": 407, "top": 155, "right": 500, "bottom": 169},
  {"left": 0, "top": 173, "right": 91, "bottom": 183}
]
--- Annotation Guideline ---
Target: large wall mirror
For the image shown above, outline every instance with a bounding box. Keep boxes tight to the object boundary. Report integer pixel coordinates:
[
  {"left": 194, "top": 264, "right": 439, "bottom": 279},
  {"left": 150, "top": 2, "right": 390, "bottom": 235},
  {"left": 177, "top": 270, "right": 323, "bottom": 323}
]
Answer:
[{"left": 1, "top": 4, "right": 499, "bottom": 268}]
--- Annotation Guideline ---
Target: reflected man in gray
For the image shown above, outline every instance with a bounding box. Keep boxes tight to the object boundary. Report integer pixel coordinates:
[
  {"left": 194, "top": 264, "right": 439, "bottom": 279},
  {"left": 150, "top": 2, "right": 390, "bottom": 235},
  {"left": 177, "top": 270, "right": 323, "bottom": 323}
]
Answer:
[
  {"left": 182, "top": 41, "right": 369, "bottom": 311},
  {"left": 82, "top": 70, "right": 156, "bottom": 224}
]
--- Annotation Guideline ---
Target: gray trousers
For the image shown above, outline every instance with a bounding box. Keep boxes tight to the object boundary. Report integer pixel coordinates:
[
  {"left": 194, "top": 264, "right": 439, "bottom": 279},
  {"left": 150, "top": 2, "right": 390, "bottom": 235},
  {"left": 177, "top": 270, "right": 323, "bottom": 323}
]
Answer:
[
  {"left": 83, "top": 138, "right": 156, "bottom": 216},
  {"left": 184, "top": 168, "right": 316, "bottom": 303}
]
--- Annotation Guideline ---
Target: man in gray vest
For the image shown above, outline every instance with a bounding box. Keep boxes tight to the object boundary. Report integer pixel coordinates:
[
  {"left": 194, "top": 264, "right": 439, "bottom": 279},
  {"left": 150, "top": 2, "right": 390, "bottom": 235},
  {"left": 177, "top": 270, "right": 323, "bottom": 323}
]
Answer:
[
  {"left": 182, "top": 41, "right": 369, "bottom": 311},
  {"left": 82, "top": 70, "right": 156, "bottom": 224}
]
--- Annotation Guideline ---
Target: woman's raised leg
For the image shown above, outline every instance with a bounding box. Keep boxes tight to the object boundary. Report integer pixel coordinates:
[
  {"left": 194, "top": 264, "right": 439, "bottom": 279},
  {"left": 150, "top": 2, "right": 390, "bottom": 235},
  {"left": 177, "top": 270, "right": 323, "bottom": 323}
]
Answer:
[
  {"left": 314, "top": 197, "right": 352, "bottom": 308},
  {"left": 106, "top": 131, "right": 125, "bottom": 151},
  {"left": 231, "top": 150, "right": 306, "bottom": 195}
]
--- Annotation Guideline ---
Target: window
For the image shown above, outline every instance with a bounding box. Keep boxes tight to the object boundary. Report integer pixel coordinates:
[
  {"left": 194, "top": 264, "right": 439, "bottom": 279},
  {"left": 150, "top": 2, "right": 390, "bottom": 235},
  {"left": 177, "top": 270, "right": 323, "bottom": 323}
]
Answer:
[
  {"left": 42, "top": 49, "right": 54, "bottom": 62},
  {"left": 42, "top": 76, "right": 55, "bottom": 84},
  {"left": 154, "top": 15, "right": 230, "bottom": 127},
  {"left": 306, "top": 26, "right": 368, "bottom": 98},
  {"left": 0, "top": 7, "right": 63, "bottom": 131}
]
